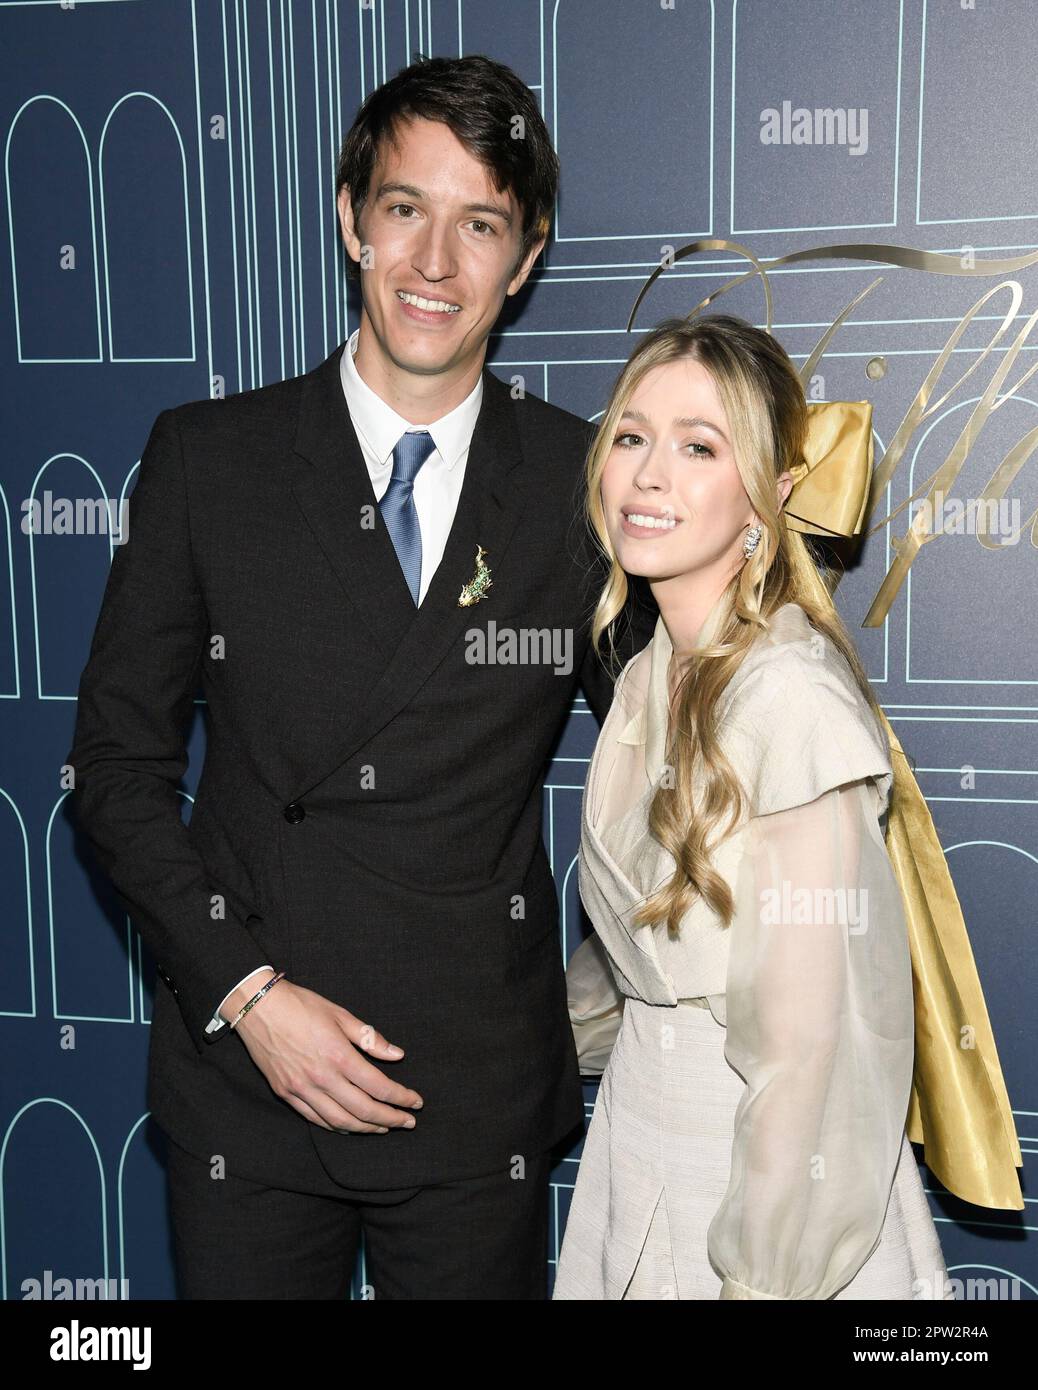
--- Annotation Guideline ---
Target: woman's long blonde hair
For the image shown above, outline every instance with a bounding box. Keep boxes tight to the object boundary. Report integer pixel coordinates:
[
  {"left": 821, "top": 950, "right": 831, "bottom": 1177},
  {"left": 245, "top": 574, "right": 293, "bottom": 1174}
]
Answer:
[{"left": 584, "top": 313, "right": 886, "bottom": 934}]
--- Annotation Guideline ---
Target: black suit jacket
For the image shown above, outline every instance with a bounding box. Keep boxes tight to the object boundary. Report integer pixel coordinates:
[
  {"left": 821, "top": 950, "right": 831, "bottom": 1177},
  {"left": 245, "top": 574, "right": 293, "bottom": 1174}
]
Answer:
[{"left": 67, "top": 341, "right": 658, "bottom": 1191}]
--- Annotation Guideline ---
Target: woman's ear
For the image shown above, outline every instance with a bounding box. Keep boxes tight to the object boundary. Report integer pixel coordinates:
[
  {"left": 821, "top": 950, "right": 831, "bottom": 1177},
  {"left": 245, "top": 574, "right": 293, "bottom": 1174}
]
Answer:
[{"left": 776, "top": 470, "right": 794, "bottom": 511}]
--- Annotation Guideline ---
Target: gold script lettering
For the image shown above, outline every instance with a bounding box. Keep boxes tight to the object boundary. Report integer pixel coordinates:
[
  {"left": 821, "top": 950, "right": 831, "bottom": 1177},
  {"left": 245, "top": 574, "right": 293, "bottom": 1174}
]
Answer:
[{"left": 628, "top": 241, "right": 1038, "bottom": 625}]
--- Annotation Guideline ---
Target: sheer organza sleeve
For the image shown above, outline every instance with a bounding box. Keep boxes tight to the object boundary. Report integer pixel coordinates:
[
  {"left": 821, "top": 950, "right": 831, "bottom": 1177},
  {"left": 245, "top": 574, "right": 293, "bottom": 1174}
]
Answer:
[
  {"left": 706, "top": 776, "right": 915, "bottom": 1300},
  {"left": 567, "top": 931, "right": 625, "bottom": 1078}
]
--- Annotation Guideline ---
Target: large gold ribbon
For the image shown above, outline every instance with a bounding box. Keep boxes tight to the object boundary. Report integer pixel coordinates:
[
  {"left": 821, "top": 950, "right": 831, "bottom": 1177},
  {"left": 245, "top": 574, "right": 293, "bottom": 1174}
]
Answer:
[
  {"left": 786, "top": 400, "right": 874, "bottom": 538},
  {"left": 789, "top": 401, "right": 1023, "bottom": 1210}
]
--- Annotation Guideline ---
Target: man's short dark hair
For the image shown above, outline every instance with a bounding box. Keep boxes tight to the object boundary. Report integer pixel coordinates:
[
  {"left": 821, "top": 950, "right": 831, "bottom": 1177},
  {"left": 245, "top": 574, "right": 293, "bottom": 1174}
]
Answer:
[{"left": 335, "top": 53, "right": 559, "bottom": 281}]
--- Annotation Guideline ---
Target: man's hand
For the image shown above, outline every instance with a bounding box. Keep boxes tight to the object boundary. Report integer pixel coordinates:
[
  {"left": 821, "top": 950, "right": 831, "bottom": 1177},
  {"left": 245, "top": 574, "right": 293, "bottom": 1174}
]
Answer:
[{"left": 222, "top": 975, "right": 424, "bottom": 1134}]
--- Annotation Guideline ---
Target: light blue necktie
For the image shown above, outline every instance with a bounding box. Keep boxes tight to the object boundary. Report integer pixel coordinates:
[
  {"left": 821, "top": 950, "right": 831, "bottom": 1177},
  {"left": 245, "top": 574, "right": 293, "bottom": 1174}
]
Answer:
[{"left": 379, "top": 429, "right": 436, "bottom": 604}]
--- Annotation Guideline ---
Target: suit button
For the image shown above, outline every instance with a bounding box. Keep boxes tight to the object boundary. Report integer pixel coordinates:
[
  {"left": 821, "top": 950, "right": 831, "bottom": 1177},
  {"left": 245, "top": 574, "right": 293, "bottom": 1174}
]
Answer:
[{"left": 283, "top": 802, "right": 306, "bottom": 824}]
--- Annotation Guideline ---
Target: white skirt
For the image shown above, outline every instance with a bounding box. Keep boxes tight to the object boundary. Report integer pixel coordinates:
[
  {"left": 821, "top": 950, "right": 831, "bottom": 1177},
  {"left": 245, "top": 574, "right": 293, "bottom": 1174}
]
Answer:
[{"left": 554, "top": 998, "right": 953, "bottom": 1301}]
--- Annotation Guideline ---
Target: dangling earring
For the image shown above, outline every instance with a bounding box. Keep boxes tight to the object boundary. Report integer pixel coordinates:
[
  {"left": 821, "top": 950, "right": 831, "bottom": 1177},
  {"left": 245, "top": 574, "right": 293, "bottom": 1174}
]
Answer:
[{"left": 743, "top": 524, "right": 762, "bottom": 559}]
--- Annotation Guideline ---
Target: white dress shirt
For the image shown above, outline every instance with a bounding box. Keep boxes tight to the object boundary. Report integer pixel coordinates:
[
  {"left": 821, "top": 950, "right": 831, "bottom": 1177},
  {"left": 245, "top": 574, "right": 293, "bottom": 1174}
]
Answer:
[
  {"left": 339, "top": 325, "right": 483, "bottom": 602},
  {"left": 205, "top": 328, "right": 484, "bottom": 1035}
]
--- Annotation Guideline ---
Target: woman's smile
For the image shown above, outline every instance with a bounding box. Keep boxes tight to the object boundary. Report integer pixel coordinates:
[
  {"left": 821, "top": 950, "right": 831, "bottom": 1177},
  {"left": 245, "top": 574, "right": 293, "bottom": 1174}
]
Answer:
[{"left": 620, "top": 504, "right": 681, "bottom": 538}]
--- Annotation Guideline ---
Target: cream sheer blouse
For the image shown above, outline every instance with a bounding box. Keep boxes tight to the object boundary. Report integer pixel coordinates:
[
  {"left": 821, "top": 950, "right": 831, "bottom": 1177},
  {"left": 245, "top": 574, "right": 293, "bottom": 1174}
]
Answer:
[{"left": 569, "top": 600, "right": 915, "bottom": 1300}]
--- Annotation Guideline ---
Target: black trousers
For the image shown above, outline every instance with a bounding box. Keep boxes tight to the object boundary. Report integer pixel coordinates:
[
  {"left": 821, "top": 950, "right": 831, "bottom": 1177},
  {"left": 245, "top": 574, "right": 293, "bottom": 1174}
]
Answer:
[{"left": 163, "top": 1133, "right": 552, "bottom": 1300}]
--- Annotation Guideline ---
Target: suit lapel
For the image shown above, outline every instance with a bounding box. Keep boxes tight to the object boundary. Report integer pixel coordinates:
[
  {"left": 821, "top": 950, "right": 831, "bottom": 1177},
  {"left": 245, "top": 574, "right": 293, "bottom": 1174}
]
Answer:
[
  {"left": 287, "top": 341, "right": 527, "bottom": 799},
  {"left": 289, "top": 343, "right": 417, "bottom": 660}
]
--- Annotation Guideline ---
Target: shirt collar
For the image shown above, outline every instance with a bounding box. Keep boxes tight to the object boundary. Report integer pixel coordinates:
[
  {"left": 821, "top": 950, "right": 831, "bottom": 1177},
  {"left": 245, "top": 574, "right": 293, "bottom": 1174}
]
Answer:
[{"left": 339, "top": 326, "right": 484, "bottom": 470}]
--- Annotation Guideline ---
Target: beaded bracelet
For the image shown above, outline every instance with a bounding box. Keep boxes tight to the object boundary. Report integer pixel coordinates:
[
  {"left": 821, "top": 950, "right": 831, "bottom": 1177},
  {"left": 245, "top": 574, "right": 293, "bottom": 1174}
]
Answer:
[{"left": 228, "top": 971, "right": 286, "bottom": 1030}]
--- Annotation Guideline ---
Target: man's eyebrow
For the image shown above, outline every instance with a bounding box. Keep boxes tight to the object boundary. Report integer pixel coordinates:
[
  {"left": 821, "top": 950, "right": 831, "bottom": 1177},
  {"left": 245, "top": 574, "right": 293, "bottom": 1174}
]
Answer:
[
  {"left": 466, "top": 201, "right": 513, "bottom": 226},
  {"left": 620, "top": 407, "right": 729, "bottom": 443},
  {"left": 375, "top": 181, "right": 426, "bottom": 202},
  {"left": 374, "top": 181, "right": 513, "bottom": 226}
]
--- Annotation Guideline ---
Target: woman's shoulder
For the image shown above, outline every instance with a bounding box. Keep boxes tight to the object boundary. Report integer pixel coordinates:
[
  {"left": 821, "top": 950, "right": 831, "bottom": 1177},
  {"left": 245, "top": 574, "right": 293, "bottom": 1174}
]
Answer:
[
  {"left": 726, "top": 603, "right": 867, "bottom": 714},
  {"left": 721, "top": 603, "right": 893, "bottom": 816}
]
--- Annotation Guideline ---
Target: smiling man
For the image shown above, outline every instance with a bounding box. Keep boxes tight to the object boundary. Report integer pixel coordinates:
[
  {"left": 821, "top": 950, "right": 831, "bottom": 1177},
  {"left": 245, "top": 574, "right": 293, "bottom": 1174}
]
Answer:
[
  {"left": 337, "top": 113, "right": 531, "bottom": 415},
  {"left": 67, "top": 53, "right": 656, "bottom": 1301}
]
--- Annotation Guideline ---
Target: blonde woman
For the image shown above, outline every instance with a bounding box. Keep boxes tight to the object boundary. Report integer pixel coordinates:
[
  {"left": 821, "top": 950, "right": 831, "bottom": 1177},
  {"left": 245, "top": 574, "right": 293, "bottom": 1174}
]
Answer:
[{"left": 553, "top": 314, "right": 951, "bottom": 1301}]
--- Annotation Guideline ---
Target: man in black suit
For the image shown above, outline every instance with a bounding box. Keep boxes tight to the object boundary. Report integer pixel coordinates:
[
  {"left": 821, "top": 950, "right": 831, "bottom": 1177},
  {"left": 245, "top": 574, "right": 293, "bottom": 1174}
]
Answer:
[{"left": 67, "top": 53, "right": 655, "bottom": 1299}]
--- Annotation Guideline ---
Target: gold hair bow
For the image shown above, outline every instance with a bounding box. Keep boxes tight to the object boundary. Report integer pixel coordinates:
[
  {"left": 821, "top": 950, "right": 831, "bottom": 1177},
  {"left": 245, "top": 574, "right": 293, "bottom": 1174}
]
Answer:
[
  {"left": 788, "top": 400, "right": 1022, "bottom": 1210},
  {"left": 785, "top": 400, "right": 873, "bottom": 538}
]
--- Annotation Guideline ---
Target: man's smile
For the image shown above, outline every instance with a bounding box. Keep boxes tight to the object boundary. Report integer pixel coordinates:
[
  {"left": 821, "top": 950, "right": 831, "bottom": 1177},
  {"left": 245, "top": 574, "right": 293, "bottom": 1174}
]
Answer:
[{"left": 395, "top": 289, "right": 462, "bottom": 316}]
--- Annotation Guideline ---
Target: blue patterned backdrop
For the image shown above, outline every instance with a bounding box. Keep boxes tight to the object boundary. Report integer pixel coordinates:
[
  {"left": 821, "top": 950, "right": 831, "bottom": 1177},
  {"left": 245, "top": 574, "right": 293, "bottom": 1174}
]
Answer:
[{"left": 1, "top": 0, "right": 1034, "bottom": 1300}]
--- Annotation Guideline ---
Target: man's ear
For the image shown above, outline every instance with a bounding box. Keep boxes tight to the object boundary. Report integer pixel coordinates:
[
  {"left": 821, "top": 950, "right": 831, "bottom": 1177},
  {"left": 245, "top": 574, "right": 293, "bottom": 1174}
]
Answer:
[
  {"left": 337, "top": 185, "right": 363, "bottom": 261},
  {"left": 506, "top": 232, "right": 547, "bottom": 297}
]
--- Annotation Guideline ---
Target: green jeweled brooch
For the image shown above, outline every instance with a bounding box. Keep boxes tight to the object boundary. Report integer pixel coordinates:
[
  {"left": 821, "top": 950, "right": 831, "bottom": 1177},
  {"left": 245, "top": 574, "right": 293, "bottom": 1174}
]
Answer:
[{"left": 457, "top": 544, "right": 492, "bottom": 607}]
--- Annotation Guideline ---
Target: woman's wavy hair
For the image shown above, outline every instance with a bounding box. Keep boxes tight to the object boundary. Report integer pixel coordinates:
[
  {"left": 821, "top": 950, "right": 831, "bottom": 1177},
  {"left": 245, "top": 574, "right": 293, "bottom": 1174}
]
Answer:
[{"left": 584, "top": 313, "right": 886, "bottom": 934}]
